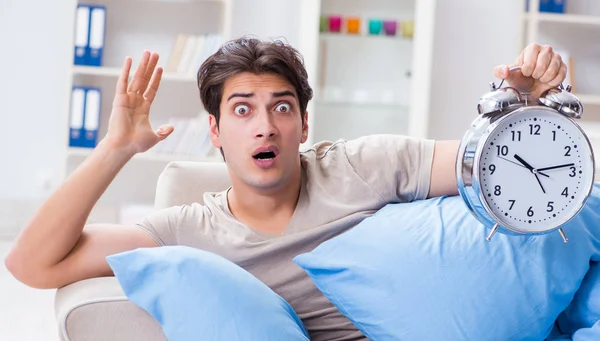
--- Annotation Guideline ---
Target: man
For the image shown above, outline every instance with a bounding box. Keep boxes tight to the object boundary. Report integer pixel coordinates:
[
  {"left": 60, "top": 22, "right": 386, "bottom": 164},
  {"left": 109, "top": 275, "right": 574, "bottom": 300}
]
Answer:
[{"left": 5, "top": 37, "right": 567, "bottom": 340}]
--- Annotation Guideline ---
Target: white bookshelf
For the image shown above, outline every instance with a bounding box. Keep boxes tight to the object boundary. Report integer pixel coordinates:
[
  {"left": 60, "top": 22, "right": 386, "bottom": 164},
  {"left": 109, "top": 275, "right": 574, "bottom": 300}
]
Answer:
[
  {"left": 72, "top": 65, "right": 197, "bottom": 82},
  {"left": 63, "top": 0, "right": 232, "bottom": 210},
  {"left": 535, "top": 12, "right": 600, "bottom": 25},
  {"left": 311, "top": 0, "right": 425, "bottom": 142}
]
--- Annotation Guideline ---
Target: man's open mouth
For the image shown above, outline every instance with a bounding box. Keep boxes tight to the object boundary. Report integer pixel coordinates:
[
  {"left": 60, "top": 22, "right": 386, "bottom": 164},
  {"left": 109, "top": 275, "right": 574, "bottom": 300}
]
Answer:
[
  {"left": 253, "top": 151, "right": 276, "bottom": 160},
  {"left": 252, "top": 146, "right": 279, "bottom": 160}
]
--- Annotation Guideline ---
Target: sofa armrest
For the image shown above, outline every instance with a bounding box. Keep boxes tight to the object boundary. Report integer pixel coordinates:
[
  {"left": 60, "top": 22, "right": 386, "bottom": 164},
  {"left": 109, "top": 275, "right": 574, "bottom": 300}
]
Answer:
[{"left": 55, "top": 277, "right": 165, "bottom": 341}]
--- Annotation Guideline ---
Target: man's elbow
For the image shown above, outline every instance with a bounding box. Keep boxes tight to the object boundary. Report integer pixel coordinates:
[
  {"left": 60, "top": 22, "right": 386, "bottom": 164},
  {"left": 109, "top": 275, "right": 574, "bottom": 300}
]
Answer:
[{"left": 4, "top": 250, "right": 58, "bottom": 289}]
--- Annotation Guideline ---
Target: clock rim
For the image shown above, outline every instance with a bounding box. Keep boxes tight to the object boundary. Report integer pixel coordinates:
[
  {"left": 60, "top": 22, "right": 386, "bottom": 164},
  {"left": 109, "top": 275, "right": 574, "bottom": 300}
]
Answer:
[{"left": 472, "top": 106, "right": 596, "bottom": 234}]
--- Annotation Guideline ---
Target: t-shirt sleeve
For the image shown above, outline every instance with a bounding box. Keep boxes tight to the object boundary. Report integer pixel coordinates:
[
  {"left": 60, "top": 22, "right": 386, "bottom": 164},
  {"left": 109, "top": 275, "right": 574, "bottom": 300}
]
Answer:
[
  {"left": 344, "top": 134, "right": 435, "bottom": 202},
  {"left": 135, "top": 205, "right": 187, "bottom": 246}
]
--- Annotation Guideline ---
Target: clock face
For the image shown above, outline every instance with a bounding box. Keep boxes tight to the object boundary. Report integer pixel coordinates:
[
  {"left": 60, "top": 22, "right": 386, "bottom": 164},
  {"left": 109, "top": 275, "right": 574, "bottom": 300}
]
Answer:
[{"left": 477, "top": 107, "right": 595, "bottom": 233}]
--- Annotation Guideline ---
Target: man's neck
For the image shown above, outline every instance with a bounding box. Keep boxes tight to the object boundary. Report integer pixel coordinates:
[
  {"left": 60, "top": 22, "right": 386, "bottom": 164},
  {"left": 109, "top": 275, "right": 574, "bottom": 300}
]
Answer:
[{"left": 227, "top": 169, "right": 302, "bottom": 235}]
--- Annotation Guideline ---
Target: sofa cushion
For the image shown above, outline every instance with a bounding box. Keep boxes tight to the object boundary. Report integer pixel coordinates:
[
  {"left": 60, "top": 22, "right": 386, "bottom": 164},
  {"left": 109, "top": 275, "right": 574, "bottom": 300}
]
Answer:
[
  {"left": 106, "top": 245, "right": 309, "bottom": 341},
  {"left": 294, "top": 183, "right": 600, "bottom": 340}
]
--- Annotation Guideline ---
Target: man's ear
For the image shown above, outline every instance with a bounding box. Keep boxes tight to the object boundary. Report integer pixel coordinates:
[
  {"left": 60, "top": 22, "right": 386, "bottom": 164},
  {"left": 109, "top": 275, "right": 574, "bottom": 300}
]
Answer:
[
  {"left": 208, "top": 114, "right": 222, "bottom": 148},
  {"left": 301, "top": 111, "right": 309, "bottom": 143}
]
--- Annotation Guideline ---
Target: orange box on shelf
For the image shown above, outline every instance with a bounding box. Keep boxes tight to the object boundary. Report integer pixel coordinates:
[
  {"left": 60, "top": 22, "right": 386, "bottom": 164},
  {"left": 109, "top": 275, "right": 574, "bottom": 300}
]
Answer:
[{"left": 346, "top": 17, "right": 361, "bottom": 34}]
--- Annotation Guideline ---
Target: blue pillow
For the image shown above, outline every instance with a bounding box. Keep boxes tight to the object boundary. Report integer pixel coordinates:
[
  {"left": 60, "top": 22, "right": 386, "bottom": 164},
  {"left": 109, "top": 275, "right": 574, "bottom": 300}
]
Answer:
[
  {"left": 106, "top": 245, "right": 309, "bottom": 341},
  {"left": 294, "top": 183, "right": 600, "bottom": 341},
  {"left": 553, "top": 260, "right": 600, "bottom": 340}
]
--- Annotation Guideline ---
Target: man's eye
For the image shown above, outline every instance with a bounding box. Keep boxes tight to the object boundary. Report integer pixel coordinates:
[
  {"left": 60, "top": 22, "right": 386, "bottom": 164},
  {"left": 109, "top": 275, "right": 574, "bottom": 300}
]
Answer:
[
  {"left": 276, "top": 103, "right": 291, "bottom": 113},
  {"left": 234, "top": 104, "right": 250, "bottom": 115}
]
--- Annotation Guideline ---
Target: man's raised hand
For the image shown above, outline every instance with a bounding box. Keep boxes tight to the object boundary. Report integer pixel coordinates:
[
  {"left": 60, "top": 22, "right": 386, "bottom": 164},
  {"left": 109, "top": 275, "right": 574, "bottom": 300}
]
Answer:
[{"left": 104, "top": 50, "right": 174, "bottom": 154}]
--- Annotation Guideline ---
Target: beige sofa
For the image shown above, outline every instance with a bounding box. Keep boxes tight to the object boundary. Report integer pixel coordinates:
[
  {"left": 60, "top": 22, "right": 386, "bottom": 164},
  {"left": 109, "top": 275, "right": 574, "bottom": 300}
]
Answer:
[{"left": 54, "top": 161, "right": 231, "bottom": 341}]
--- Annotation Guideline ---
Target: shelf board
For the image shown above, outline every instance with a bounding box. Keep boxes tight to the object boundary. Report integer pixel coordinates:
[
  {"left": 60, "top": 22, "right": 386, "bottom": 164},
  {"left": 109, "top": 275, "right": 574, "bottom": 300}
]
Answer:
[
  {"left": 526, "top": 12, "right": 600, "bottom": 26},
  {"left": 577, "top": 94, "right": 600, "bottom": 106},
  {"left": 578, "top": 121, "right": 600, "bottom": 138},
  {"left": 72, "top": 66, "right": 196, "bottom": 82},
  {"left": 315, "top": 98, "right": 408, "bottom": 109},
  {"left": 68, "top": 147, "right": 222, "bottom": 163}
]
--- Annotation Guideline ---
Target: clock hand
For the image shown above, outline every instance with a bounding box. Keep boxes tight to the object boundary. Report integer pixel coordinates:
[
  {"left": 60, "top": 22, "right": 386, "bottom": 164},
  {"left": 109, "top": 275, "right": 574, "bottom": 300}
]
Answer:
[
  {"left": 535, "top": 173, "right": 546, "bottom": 194},
  {"left": 514, "top": 154, "right": 547, "bottom": 193},
  {"left": 513, "top": 154, "right": 535, "bottom": 172},
  {"left": 497, "top": 156, "right": 550, "bottom": 177},
  {"left": 537, "top": 163, "right": 576, "bottom": 172}
]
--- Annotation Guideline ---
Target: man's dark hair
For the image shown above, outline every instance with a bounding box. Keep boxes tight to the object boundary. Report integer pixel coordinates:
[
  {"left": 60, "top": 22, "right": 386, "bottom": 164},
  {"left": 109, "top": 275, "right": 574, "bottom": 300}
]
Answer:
[{"left": 197, "top": 36, "right": 313, "bottom": 127}]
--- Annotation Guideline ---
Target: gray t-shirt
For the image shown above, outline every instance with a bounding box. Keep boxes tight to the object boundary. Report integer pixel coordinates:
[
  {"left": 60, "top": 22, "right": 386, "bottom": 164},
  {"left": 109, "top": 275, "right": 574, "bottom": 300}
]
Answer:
[{"left": 137, "top": 134, "right": 435, "bottom": 341}]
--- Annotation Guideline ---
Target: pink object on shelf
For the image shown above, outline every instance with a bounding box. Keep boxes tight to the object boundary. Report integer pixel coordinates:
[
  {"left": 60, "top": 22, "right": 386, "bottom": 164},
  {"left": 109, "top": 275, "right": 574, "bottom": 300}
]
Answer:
[
  {"left": 329, "top": 15, "right": 342, "bottom": 32},
  {"left": 383, "top": 20, "right": 397, "bottom": 36}
]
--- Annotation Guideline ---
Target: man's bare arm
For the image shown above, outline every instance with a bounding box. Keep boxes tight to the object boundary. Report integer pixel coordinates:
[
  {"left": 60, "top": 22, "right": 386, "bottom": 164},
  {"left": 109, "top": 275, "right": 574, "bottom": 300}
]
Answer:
[
  {"left": 4, "top": 141, "right": 159, "bottom": 289},
  {"left": 5, "top": 51, "right": 173, "bottom": 289},
  {"left": 427, "top": 140, "right": 460, "bottom": 199}
]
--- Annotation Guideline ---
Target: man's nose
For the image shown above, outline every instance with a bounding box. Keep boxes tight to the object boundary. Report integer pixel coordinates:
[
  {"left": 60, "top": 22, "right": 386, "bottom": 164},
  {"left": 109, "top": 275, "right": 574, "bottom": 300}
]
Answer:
[{"left": 254, "top": 109, "right": 278, "bottom": 139}]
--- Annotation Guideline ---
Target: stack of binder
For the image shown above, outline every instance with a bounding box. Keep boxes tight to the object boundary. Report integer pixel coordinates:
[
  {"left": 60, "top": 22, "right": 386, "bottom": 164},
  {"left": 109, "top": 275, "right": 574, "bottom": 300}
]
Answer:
[
  {"left": 74, "top": 4, "right": 106, "bottom": 67},
  {"left": 69, "top": 87, "right": 101, "bottom": 149}
]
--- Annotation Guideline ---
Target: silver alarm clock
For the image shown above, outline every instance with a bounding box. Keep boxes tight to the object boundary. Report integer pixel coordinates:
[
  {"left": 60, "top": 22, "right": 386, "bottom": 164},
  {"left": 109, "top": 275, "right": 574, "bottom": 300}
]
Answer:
[{"left": 456, "top": 66, "right": 595, "bottom": 243}]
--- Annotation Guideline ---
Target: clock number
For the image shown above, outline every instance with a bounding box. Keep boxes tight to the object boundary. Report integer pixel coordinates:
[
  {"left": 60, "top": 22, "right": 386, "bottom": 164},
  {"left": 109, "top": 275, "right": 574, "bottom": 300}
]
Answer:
[
  {"left": 565, "top": 146, "right": 571, "bottom": 156},
  {"left": 494, "top": 185, "right": 501, "bottom": 196},
  {"left": 552, "top": 130, "right": 556, "bottom": 141},
  {"left": 562, "top": 187, "right": 569, "bottom": 197},
  {"left": 529, "top": 124, "right": 541, "bottom": 135},
  {"left": 508, "top": 199, "right": 515, "bottom": 210},
  {"left": 489, "top": 164, "right": 496, "bottom": 174},
  {"left": 527, "top": 206, "right": 534, "bottom": 217},
  {"left": 570, "top": 166, "right": 576, "bottom": 177},
  {"left": 547, "top": 201, "right": 554, "bottom": 212},
  {"left": 511, "top": 131, "right": 522, "bottom": 141},
  {"left": 496, "top": 145, "right": 509, "bottom": 156}
]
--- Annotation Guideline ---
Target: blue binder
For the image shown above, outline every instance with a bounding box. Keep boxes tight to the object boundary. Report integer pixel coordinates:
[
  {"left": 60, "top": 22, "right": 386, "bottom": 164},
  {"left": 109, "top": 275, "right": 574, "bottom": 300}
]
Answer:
[
  {"left": 552, "top": 0, "right": 566, "bottom": 13},
  {"left": 69, "top": 87, "right": 86, "bottom": 147},
  {"left": 87, "top": 5, "right": 106, "bottom": 67},
  {"left": 83, "top": 87, "right": 102, "bottom": 148},
  {"left": 526, "top": 0, "right": 566, "bottom": 13},
  {"left": 73, "top": 5, "right": 90, "bottom": 65}
]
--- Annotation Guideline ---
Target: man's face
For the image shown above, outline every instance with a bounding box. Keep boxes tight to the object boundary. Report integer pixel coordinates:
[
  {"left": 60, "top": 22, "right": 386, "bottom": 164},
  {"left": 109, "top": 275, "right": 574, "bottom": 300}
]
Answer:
[{"left": 209, "top": 72, "right": 308, "bottom": 192}]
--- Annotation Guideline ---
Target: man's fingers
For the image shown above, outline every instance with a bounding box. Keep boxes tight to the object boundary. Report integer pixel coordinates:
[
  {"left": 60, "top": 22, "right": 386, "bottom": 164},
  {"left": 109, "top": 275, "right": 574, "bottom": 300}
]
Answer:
[
  {"left": 548, "top": 63, "right": 568, "bottom": 89},
  {"left": 142, "top": 52, "right": 160, "bottom": 92},
  {"left": 493, "top": 65, "right": 509, "bottom": 79},
  {"left": 128, "top": 50, "right": 151, "bottom": 93},
  {"left": 521, "top": 44, "right": 542, "bottom": 77},
  {"left": 116, "top": 56, "right": 132, "bottom": 95},
  {"left": 144, "top": 66, "right": 163, "bottom": 103},
  {"left": 539, "top": 53, "right": 563, "bottom": 84},
  {"left": 156, "top": 125, "right": 174, "bottom": 141},
  {"left": 532, "top": 45, "right": 554, "bottom": 80}
]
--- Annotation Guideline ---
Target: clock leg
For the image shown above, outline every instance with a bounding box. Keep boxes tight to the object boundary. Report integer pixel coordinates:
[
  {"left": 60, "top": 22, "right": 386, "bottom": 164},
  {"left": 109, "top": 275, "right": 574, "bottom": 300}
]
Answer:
[
  {"left": 558, "top": 228, "right": 569, "bottom": 243},
  {"left": 486, "top": 223, "right": 499, "bottom": 242}
]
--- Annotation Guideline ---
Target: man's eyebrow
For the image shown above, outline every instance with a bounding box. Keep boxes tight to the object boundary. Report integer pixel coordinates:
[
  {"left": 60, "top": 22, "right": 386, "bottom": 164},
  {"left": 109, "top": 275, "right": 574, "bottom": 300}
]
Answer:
[
  {"left": 273, "top": 90, "right": 296, "bottom": 98},
  {"left": 227, "top": 93, "right": 253, "bottom": 102}
]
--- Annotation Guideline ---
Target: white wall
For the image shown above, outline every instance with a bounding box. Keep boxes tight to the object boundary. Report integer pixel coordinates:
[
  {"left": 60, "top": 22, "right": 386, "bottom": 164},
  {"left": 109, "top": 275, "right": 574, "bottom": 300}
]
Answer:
[
  {"left": 425, "top": 0, "right": 525, "bottom": 140},
  {"left": 230, "top": 0, "right": 301, "bottom": 45},
  {"left": 0, "top": 0, "right": 526, "bottom": 233},
  {"left": 0, "top": 0, "right": 73, "bottom": 203}
]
